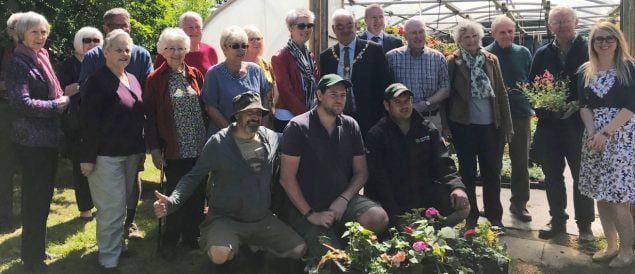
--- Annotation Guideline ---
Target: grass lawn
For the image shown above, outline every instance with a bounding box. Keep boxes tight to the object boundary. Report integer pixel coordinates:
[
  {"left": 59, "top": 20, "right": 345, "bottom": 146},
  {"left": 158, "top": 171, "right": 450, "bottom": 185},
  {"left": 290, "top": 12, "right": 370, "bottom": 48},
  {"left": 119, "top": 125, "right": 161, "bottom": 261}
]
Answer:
[{"left": 0, "top": 156, "right": 213, "bottom": 273}]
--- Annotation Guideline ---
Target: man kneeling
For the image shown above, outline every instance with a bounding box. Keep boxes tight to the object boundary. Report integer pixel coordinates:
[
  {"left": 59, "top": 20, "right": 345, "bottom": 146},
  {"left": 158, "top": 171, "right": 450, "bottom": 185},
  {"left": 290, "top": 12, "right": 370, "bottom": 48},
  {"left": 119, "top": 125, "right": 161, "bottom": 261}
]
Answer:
[
  {"left": 154, "top": 92, "right": 305, "bottom": 265},
  {"left": 365, "top": 83, "right": 470, "bottom": 227}
]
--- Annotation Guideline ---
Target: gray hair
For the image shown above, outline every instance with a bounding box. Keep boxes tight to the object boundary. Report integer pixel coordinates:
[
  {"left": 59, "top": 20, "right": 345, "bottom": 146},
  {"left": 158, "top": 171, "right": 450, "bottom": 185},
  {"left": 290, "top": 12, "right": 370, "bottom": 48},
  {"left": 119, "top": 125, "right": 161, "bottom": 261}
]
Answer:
[
  {"left": 219, "top": 25, "right": 247, "bottom": 47},
  {"left": 103, "top": 8, "right": 130, "bottom": 25},
  {"left": 452, "top": 20, "right": 485, "bottom": 45},
  {"left": 548, "top": 6, "right": 577, "bottom": 23},
  {"left": 285, "top": 8, "right": 315, "bottom": 27},
  {"left": 73, "top": 26, "right": 103, "bottom": 55},
  {"left": 364, "top": 4, "right": 383, "bottom": 18},
  {"left": 6, "top": 12, "right": 24, "bottom": 42},
  {"left": 14, "top": 11, "right": 49, "bottom": 43},
  {"left": 156, "top": 27, "right": 190, "bottom": 55},
  {"left": 178, "top": 11, "right": 202, "bottom": 27},
  {"left": 404, "top": 17, "right": 426, "bottom": 32},
  {"left": 490, "top": 15, "right": 514, "bottom": 33},
  {"left": 103, "top": 29, "right": 132, "bottom": 51},
  {"left": 331, "top": 9, "right": 354, "bottom": 23}
]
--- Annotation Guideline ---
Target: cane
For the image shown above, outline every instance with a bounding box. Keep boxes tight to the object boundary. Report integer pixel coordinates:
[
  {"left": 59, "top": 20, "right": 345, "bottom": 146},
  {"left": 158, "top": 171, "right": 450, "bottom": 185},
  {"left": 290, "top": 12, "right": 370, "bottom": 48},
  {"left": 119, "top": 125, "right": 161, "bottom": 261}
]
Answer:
[{"left": 157, "top": 159, "right": 165, "bottom": 252}]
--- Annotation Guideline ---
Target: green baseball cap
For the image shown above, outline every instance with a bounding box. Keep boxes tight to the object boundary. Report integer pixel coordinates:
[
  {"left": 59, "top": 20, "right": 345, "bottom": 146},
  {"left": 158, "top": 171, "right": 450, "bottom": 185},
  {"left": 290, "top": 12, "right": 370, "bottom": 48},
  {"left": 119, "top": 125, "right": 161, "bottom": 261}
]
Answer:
[
  {"left": 384, "top": 83, "right": 414, "bottom": 101},
  {"left": 317, "top": 74, "right": 352, "bottom": 91},
  {"left": 232, "top": 92, "right": 269, "bottom": 116}
]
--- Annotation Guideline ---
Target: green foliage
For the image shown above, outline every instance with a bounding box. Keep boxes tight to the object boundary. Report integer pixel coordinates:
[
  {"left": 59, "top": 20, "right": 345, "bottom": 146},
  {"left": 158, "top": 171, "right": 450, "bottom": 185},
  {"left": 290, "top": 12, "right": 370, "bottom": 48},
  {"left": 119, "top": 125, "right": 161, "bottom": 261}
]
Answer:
[
  {"left": 519, "top": 70, "right": 570, "bottom": 112},
  {"left": 1, "top": 0, "right": 213, "bottom": 64}
]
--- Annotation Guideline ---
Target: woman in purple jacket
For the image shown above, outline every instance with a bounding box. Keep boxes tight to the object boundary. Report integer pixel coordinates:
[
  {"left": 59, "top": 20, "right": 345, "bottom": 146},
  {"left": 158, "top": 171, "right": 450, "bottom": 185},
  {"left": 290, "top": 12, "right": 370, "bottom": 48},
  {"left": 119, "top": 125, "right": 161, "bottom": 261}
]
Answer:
[{"left": 6, "top": 11, "right": 69, "bottom": 271}]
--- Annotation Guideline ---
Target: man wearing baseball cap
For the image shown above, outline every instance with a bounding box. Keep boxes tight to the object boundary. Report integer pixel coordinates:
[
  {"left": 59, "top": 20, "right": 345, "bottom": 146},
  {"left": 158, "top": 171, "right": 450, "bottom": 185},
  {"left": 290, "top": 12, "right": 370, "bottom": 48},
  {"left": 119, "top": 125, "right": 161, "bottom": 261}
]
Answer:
[
  {"left": 280, "top": 74, "right": 389, "bottom": 267},
  {"left": 365, "top": 83, "right": 470, "bottom": 227},
  {"left": 153, "top": 92, "right": 305, "bottom": 270}
]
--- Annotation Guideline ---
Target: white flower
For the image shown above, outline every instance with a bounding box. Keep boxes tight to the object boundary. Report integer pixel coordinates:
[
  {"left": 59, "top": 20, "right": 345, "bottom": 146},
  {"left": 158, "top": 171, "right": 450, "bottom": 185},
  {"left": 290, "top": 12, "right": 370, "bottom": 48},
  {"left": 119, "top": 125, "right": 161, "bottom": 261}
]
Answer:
[{"left": 438, "top": 227, "right": 456, "bottom": 239}]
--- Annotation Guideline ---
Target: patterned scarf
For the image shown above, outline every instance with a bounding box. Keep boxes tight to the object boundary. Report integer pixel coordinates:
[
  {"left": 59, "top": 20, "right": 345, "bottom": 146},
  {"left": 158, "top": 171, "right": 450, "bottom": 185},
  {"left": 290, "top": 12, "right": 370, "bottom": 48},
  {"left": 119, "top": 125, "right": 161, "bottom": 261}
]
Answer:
[
  {"left": 460, "top": 46, "right": 493, "bottom": 99},
  {"left": 14, "top": 43, "right": 63, "bottom": 99},
  {"left": 287, "top": 39, "right": 317, "bottom": 108}
]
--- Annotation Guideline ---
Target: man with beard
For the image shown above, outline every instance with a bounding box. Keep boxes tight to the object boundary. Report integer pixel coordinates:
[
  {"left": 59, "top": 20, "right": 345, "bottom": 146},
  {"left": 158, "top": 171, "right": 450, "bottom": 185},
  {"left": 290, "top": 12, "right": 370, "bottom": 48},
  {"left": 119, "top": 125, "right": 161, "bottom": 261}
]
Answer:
[
  {"left": 153, "top": 92, "right": 306, "bottom": 268},
  {"left": 280, "top": 74, "right": 389, "bottom": 266},
  {"left": 358, "top": 4, "right": 403, "bottom": 53},
  {"left": 366, "top": 83, "right": 469, "bottom": 227}
]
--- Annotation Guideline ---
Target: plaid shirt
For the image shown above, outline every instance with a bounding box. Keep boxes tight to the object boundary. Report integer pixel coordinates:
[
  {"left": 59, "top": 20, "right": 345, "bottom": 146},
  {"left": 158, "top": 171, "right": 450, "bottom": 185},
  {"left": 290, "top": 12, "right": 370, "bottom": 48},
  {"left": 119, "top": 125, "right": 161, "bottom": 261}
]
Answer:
[{"left": 386, "top": 46, "right": 449, "bottom": 104}]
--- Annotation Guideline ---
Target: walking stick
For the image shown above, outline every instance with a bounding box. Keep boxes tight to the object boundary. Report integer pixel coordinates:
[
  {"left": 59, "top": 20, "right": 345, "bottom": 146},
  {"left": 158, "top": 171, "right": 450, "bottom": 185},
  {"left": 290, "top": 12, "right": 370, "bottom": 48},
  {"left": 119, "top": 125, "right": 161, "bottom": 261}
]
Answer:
[{"left": 157, "top": 159, "right": 165, "bottom": 252}]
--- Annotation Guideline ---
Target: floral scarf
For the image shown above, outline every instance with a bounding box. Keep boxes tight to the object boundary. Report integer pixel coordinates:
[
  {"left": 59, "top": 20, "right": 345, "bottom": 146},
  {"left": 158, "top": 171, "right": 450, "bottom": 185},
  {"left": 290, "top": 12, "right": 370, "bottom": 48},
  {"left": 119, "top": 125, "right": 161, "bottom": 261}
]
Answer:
[
  {"left": 287, "top": 39, "right": 317, "bottom": 108},
  {"left": 460, "top": 46, "right": 493, "bottom": 99},
  {"left": 14, "top": 43, "right": 62, "bottom": 99}
]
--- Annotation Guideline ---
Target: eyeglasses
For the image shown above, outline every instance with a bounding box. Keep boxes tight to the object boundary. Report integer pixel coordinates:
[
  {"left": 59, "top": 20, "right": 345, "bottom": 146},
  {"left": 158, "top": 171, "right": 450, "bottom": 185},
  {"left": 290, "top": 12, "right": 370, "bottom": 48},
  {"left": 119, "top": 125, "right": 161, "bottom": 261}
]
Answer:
[
  {"left": 294, "top": 23, "right": 315, "bottom": 30},
  {"left": 593, "top": 35, "right": 617, "bottom": 45},
  {"left": 248, "top": 37, "right": 263, "bottom": 42},
  {"left": 226, "top": 43, "right": 249, "bottom": 49},
  {"left": 551, "top": 19, "right": 573, "bottom": 26},
  {"left": 106, "top": 23, "right": 130, "bottom": 29},
  {"left": 164, "top": 47, "right": 187, "bottom": 53},
  {"left": 82, "top": 38, "right": 101, "bottom": 44}
]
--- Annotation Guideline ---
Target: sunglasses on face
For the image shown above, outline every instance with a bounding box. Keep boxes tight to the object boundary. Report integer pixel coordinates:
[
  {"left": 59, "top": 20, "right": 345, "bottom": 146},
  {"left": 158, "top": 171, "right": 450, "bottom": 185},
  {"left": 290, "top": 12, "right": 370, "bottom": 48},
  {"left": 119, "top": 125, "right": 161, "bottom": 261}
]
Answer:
[
  {"left": 294, "top": 23, "right": 314, "bottom": 30},
  {"left": 82, "top": 38, "right": 101, "bottom": 44},
  {"left": 226, "top": 43, "right": 249, "bottom": 49},
  {"left": 593, "top": 35, "right": 617, "bottom": 44}
]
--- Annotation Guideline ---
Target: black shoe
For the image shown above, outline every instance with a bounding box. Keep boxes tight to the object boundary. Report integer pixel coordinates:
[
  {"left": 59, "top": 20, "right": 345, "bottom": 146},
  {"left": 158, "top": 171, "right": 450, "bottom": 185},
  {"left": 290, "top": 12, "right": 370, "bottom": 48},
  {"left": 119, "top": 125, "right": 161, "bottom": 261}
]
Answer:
[
  {"left": 160, "top": 247, "right": 177, "bottom": 262},
  {"left": 465, "top": 218, "right": 477, "bottom": 229},
  {"left": 509, "top": 204, "right": 532, "bottom": 222},
  {"left": 538, "top": 221, "right": 566, "bottom": 239},
  {"left": 120, "top": 248, "right": 137, "bottom": 258},
  {"left": 490, "top": 220, "right": 505, "bottom": 229},
  {"left": 182, "top": 237, "right": 200, "bottom": 249},
  {"left": 578, "top": 227, "right": 595, "bottom": 243}
]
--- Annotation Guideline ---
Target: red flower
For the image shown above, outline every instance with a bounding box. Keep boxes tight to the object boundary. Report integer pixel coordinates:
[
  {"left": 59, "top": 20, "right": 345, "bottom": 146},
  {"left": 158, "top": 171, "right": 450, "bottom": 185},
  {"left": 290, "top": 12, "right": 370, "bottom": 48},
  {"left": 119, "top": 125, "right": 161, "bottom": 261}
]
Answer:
[
  {"left": 464, "top": 228, "right": 476, "bottom": 237},
  {"left": 403, "top": 226, "right": 415, "bottom": 234},
  {"left": 397, "top": 24, "right": 404, "bottom": 35}
]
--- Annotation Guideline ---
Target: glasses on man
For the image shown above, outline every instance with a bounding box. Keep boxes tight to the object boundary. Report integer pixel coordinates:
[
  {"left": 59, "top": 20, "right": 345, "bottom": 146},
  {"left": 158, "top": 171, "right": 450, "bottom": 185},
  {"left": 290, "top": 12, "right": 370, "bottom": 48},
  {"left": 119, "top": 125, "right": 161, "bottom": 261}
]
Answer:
[
  {"left": 164, "top": 47, "right": 187, "bottom": 53},
  {"left": 593, "top": 35, "right": 617, "bottom": 45},
  {"left": 248, "top": 37, "right": 263, "bottom": 42},
  {"left": 107, "top": 23, "right": 130, "bottom": 29},
  {"left": 82, "top": 38, "right": 101, "bottom": 44},
  {"left": 226, "top": 43, "right": 249, "bottom": 49},
  {"left": 294, "top": 23, "right": 315, "bottom": 30}
]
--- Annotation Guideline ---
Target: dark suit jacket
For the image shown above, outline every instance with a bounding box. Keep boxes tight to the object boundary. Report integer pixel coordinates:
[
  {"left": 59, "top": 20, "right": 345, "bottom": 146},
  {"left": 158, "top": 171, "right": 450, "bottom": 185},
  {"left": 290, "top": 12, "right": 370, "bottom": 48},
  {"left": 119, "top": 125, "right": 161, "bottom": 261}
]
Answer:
[
  {"left": 358, "top": 32, "right": 403, "bottom": 53},
  {"left": 319, "top": 38, "right": 393, "bottom": 136}
]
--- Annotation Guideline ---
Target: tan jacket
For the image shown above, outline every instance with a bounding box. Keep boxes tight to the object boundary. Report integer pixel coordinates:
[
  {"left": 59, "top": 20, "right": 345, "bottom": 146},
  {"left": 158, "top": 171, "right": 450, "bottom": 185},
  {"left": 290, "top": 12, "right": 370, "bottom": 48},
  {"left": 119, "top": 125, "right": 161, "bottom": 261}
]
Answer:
[{"left": 441, "top": 49, "right": 513, "bottom": 137}]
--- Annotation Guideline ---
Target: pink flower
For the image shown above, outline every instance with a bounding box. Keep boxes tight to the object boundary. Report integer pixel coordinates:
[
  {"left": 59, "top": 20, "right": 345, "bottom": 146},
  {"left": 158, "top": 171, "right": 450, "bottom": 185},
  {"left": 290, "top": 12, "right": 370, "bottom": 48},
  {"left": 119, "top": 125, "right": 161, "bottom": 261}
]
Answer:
[
  {"left": 397, "top": 24, "right": 404, "bottom": 35},
  {"left": 425, "top": 207, "right": 440, "bottom": 218},
  {"left": 403, "top": 226, "right": 415, "bottom": 234},
  {"left": 391, "top": 251, "right": 406, "bottom": 267},
  {"left": 464, "top": 228, "right": 476, "bottom": 237},
  {"left": 412, "top": 241, "right": 428, "bottom": 251}
]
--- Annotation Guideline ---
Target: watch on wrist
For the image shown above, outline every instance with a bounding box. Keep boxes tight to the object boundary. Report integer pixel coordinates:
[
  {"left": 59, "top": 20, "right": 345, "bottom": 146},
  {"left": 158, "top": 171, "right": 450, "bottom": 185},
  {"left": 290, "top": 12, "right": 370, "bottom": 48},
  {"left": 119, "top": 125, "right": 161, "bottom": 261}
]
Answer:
[
  {"left": 303, "top": 208, "right": 314, "bottom": 220},
  {"left": 424, "top": 100, "right": 431, "bottom": 106}
]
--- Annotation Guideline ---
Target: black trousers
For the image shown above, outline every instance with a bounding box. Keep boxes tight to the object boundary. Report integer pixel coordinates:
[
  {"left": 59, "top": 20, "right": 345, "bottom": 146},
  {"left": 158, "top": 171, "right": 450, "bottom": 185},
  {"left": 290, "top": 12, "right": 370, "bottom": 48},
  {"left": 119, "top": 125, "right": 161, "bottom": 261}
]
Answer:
[
  {"left": 14, "top": 144, "right": 58, "bottom": 265},
  {"left": 450, "top": 122, "right": 504, "bottom": 223},
  {"left": 0, "top": 100, "right": 17, "bottom": 230},
  {"left": 70, "top": 145, "right": 94, "bottom": 212},
  {"left": 533, "top": 122, "right": 595, "bottom": 228},
  {"left": 162, "top": 158, "right": 205, "bottom": 248}
]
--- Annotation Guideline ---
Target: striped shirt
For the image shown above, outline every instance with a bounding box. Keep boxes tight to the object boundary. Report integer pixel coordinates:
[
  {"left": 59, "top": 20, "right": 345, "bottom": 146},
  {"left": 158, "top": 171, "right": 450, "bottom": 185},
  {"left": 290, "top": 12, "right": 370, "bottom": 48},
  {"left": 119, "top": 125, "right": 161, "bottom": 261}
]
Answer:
[{"left": 386, "top": 46, "right": 449, "bottom": 104}]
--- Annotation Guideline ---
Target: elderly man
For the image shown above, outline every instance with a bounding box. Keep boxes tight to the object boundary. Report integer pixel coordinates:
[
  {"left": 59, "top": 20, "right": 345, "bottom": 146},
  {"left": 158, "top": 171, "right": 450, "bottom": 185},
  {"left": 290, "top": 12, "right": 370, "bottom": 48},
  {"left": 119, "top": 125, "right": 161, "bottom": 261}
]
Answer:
[
  {"left": 155, "top": 11, "right": 218, "bottom": 74},
  {"left": 319, "top": 9, "right": 393, "bottom": 137},
  {"left": 484, "top": 16, "right": 533, "bottom": 222},
  {"left": 529, "top": 6, "right": 594, "bottom": 241},
  {"left": 386, "top": 18, "right": 449, "bottom": 134},
  {"left": 154, "top": 92, "right": 306, "bottom": 271},
  {"left": 366, "top": 83, "right": 469, "bottom": 227},
  {"left": 358, "top": 4, "right": 403, "bottom": 53},
  {"left": 280, "top": 74, "right": 389, "bottom": 267},
  {"left": 79, "top": 7, "right": 153, "bottom": 240}
]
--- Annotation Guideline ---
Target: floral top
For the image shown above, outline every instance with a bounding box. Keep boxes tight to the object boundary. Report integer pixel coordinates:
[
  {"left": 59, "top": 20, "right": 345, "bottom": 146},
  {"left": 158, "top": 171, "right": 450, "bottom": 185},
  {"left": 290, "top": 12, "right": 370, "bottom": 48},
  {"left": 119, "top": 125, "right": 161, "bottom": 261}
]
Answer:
[
  {"left": 168, "top": 70, "right": 206, "bottom": 159},
  {"left": 589, "top": 69, "right": 616, "bottom": 98}
]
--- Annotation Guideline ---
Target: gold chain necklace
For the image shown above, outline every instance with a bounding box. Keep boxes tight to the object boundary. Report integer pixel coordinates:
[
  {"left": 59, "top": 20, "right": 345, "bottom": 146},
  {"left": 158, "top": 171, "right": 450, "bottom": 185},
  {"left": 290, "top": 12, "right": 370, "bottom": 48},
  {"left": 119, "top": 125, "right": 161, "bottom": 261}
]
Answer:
[{"left": 331, "top": 42, "right": 369, "bottom": 75}]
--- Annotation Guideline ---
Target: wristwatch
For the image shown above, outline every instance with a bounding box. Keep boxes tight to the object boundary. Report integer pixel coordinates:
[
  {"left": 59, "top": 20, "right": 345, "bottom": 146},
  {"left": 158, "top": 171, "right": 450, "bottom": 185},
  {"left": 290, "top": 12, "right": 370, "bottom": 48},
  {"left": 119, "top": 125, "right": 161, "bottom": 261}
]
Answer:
[{"left": 424, "top": 100, "right": 431, "bottom": 107}]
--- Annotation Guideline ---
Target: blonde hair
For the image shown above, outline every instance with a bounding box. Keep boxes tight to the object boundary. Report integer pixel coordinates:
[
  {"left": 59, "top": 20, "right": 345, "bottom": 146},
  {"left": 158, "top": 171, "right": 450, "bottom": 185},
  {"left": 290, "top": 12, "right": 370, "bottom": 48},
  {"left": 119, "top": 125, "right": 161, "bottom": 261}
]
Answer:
[
  {"left": 219, "top": 25, "right": 247, "bottom": 47},
  {"left": 244, "top": 25, "right": 265, "bottom": 56},
  {"left": 580, "top": 21, "right": 634, "bottom": 87}
]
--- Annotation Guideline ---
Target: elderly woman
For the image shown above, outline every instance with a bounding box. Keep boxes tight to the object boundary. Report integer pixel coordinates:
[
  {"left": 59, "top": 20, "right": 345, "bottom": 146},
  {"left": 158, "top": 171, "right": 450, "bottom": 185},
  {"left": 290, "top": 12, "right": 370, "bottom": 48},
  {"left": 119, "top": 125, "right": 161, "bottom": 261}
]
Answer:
[
  {"left": 202, "top": 26, "right": 270, "bottom": 136},
  {"left": 1, "top": 12, "right": 23, "bottom": 234},
  {"left": 270, "top": 8, "right": 319, "bottom": 132},
  {"left": 144, "top": 27, "right": 207, "bottom": 261},
  {"left": 442, "top": 20, "right": 513, "bottom": 230},
  {"left": 244, "top": 25, "right": 274, "bottom": 85},
  {"left": 156, "top": 11, "right": 218, "bottom": 74},
  {"left": 578, "top": 21, "right": 635, "bottom": 268},
  {"left": 56, "top": 26, "right": 103, "bottom": 221},
  {"left": 6, "top": 11, "right": 69, "bottom": 271},
  {"left": 79, "top": 29, "right": 145, "bottom": 271}
]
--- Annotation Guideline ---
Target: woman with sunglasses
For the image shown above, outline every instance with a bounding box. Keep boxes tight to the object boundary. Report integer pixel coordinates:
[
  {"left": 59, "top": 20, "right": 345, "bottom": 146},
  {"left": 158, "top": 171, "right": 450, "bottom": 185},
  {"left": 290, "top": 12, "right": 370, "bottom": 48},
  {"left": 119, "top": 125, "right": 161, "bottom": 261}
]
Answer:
[
  {"left": 270, "top": 8, "right": 319, "bottom": 132},
  {"left": 201, "top": 26, "right": 270, "bottom": 136},
  {"left": 55, "top": 26, "right": 103, "bottom": 222},
  {"left": 578, "top": 21, "right": 635, "bottom": 268}
]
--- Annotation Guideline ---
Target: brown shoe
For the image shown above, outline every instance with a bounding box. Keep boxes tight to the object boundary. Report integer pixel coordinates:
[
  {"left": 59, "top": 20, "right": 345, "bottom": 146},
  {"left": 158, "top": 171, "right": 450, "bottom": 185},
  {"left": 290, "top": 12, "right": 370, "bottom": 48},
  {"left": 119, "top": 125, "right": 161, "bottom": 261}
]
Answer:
[{"left": 124, "top": 223, "right": 144, "bottom": 240}]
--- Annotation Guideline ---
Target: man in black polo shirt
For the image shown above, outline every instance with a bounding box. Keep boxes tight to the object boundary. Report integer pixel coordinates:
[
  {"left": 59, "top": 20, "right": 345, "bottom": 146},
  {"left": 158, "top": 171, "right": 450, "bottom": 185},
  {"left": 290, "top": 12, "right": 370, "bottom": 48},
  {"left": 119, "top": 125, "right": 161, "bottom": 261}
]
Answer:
[
  {"left": 366, "top": 83, "right": 470, "bottom": 227},
  {"left": 280, "top": 74, "right": 389, "bottom": 265}
]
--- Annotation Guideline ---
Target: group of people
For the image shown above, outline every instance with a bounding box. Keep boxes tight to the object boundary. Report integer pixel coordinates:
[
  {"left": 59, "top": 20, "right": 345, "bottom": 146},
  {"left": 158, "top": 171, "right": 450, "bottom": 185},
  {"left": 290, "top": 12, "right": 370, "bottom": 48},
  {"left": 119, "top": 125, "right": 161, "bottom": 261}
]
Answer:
[{"left": 1, "top": 2, "right": 634, "bottom": 273}]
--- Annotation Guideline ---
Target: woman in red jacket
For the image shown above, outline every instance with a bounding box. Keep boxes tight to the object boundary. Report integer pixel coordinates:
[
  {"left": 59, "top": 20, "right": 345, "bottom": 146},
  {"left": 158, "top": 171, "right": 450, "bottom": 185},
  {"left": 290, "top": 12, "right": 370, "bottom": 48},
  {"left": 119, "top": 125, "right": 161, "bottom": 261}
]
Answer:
[{"left": 271, "top": 8, "right": 319, "bottom": 132}]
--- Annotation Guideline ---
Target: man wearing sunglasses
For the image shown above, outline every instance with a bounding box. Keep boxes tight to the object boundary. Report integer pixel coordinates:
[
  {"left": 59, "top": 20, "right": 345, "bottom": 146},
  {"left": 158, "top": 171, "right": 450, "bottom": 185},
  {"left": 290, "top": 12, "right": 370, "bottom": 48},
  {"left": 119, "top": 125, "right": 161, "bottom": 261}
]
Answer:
[
  {"left": 319, "top": 9, "right": 393, "bottom": 138},
  {"left": 358, "top": 4, "right": 403, "bottom": 53},
  {"left": 529, "top": 6, "right": 595, "bottom": 242}
]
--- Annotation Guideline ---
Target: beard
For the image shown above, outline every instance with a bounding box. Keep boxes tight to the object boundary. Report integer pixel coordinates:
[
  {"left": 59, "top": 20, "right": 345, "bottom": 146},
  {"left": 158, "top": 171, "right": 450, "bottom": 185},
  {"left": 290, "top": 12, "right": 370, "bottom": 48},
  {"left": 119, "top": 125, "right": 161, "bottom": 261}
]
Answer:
[
  {"left": 322, "top": 104, "right": 343, "bottom": 117},
  {"left": 245, "top": 121, "right": 260, "bottom": 133}
]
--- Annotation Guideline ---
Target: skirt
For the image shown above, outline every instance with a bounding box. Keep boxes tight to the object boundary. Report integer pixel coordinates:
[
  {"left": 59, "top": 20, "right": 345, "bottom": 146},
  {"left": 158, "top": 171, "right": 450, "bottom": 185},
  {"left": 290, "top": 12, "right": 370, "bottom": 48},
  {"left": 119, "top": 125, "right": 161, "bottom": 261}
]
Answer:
[{"left": 579, "top": 107, "right": 635, "bottom": 203}]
